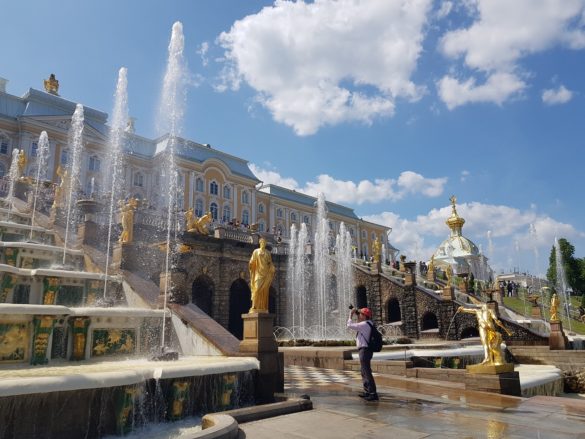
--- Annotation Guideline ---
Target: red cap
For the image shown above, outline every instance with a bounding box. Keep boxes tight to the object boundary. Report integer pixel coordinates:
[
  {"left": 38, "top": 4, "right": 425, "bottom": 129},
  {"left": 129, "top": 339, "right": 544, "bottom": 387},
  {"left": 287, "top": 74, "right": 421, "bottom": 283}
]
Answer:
[{"left": 360, "top": 308, "right": 372, "bottom": 319}]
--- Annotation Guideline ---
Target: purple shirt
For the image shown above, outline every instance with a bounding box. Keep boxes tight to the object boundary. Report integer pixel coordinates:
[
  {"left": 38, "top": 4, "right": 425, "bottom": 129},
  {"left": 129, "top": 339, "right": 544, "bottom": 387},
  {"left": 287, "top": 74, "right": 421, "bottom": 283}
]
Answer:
[{"left": 347, "top": 311, "right": 372, "bottom": 349}]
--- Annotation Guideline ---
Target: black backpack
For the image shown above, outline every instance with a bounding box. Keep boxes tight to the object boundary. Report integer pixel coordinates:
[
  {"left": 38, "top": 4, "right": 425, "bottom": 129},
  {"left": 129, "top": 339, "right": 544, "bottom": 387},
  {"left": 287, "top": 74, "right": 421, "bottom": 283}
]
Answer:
[{"left": 366, "top": 321, "right": 383, "bottom": 352}]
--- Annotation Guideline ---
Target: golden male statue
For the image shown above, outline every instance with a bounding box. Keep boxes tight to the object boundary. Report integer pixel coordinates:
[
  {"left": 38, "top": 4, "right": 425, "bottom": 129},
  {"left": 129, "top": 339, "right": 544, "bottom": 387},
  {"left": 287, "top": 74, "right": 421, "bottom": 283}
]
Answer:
[
  {"left": 458, "top": 303, "right": 512, "bottom": 366},
  {"left": 372, "top": 237, "right": 381, "bottom": 264},
  {"left": 550, "top": 293, "right": 560, "bottom": 321},
  {"left": 119, "top": 198, "right": 139, "bottom": 244},
  {"left": 249, "top": 238, "right": 275, "bottom": 313}
]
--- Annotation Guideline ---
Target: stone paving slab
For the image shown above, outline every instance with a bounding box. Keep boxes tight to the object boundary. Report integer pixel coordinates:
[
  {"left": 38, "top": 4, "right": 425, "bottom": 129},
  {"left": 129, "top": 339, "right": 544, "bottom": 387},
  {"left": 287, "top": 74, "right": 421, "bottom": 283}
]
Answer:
[{"left": 239, "top": 367, "right": 585, "bottom": 439}]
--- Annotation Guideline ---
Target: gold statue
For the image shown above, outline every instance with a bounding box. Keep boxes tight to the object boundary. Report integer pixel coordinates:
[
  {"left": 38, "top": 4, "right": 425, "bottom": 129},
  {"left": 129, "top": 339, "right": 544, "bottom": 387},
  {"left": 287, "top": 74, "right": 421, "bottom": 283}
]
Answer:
[
  {"left": 458, "top": 303, "right": 512, "bottom": 366},
  {"left": 249, "top": 238, "right": 275, "bottom": 313},
  {"left": 185, "top": 209, "right": 212, "bottom": 234},
  {"left": 43, "top": 73, "right": 59, "bottom": 95},
  {"left": 52, "top": 165, "right": 70, "bottom": 209},
  {"left": 550, "top": 293, "right": 560, "bottom": 322},
  {"left": 446, "top": 264, "right": 453, "bottom": 286},
  {"left": 372, "top": 237, "right": 381, "bottom": 264},
  {"left": 119, "top": 198, "right": 139, "bottom": 244},
  {"left": 17, "top": 150, "right": 27, "bottom": 178}
]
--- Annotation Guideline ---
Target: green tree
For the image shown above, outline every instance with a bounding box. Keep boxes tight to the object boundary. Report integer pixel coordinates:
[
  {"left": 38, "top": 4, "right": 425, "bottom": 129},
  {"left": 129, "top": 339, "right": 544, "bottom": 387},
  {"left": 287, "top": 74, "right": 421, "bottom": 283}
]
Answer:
[{"left": 547, "top": 238, "right": 585, "bottom": 294}]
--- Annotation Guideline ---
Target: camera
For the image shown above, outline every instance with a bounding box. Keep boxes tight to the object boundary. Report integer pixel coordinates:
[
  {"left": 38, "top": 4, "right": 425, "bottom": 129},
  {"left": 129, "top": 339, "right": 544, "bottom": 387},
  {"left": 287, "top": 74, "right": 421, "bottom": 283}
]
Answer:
[{"left": 349, "top": 305, "right": 359, "bottom": 313}]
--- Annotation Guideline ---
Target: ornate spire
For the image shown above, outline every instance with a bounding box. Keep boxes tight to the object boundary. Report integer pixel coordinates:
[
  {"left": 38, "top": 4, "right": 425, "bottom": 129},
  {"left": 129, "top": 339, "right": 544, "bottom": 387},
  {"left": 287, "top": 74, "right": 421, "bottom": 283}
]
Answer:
[
  {"left": 446, "top": 195, "right": 465, "bottom": 236},
  {"left": 43, "top": 74, "right": 59, "bottom": 96}
]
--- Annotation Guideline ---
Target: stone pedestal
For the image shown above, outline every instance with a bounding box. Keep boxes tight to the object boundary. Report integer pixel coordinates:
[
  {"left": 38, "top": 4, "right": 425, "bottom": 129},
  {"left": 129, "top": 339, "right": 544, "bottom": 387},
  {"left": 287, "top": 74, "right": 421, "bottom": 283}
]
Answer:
[
  {"left": 531, "top": 305, "right": 542, "bottom": 319},
  {"left": 239, "top": 312, "right": 283, "bottom": 403},
  {"left": 465, "top": 365, "right": 521, "bottom": 396},
  {"left": 549, "top": 320, "right": 568, "bottom": 350},
  {"left": 426, "top": 270, "right": 436, "bottom": 282},
  {"left": 442, "top": 286, "right": 454, "bottom": 301},
  {"left": 76, "top": 221, "right": 98, "bottom": 247},
  {"left": 214, "top": 226, "right": 226, "bottom": 239}
]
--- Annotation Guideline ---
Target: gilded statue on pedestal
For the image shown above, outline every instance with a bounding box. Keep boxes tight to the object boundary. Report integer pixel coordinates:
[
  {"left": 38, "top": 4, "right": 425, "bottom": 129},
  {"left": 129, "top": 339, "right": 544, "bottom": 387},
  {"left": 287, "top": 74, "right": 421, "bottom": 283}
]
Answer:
[
  {"left": 550, "top": 293, "right": 560, "bottom": 322},
  {"left": 446, "top": 264, "right": 453, "bottom": 286},
  {"left": 372, "top": 237, "right": 381, "bottom": 264},
  {"left": 17, "top": 150, "right": 27, "bottom": 179},
  {"left": 184, "top": 208, "right": 212, "bottom": 234},
  {"left": 119, "top": 198, "right": 139, "bottom": 244},
  {"left": 52, "top": 165, "right": 70, "bottom": 209},
  {"left": 249, "top": 238, "right": 275, "bottom": 313},
  {"left": 458, "top": 303, "right": 512, "bottom": 366}
]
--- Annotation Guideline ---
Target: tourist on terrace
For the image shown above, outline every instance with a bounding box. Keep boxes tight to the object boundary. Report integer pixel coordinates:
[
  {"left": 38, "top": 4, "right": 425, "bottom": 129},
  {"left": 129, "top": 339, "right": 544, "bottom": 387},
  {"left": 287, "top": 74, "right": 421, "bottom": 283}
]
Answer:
[{"left": 347, "top": 307, "right": 378, "bottom": 401}]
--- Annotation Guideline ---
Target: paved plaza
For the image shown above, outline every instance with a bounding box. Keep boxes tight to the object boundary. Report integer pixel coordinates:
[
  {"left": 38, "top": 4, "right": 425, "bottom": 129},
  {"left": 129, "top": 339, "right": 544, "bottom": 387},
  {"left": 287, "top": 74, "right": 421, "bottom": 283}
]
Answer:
[{"left": 239, "top": 366, "right": 585, "bottom": 438}]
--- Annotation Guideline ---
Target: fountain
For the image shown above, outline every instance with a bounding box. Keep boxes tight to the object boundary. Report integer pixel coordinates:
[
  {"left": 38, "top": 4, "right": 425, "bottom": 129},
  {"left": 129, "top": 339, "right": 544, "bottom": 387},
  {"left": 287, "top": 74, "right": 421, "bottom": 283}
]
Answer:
[
  {"left": 29, "top": 131, "right": 50, "bottom": 241},
  {"left": 0, "top": 22, "right": 261, "bottom": 438},
  {"left": 280, "top": 194, "right": 354, "bottom": 341},
  {"left": 554, "top": 237, "right": 572, "bottom": 332}
]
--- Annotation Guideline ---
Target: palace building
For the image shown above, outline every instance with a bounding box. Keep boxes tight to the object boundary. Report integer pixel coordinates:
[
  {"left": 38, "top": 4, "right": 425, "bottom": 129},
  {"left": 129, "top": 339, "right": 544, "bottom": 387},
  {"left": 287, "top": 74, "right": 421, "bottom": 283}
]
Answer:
[{"left": 0, "top": 76, "right": 391, "bottom": 254}]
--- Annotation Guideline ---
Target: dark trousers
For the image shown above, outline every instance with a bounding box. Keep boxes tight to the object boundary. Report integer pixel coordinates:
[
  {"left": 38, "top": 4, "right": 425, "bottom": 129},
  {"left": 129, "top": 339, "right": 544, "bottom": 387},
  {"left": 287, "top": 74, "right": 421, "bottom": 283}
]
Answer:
[{"left": 358, "top": 347, "right": 377, "bottom": 395}]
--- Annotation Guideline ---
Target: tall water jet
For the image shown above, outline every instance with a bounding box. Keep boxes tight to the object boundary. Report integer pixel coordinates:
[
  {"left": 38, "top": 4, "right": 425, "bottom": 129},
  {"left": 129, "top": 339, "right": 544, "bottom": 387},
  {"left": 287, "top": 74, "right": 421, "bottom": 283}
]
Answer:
[
  {"left": 487, "top": 230, "right": 494, "bottom": 266},
  {"left": 554, "top": 237, "right": 572, "bottom": 331},
  {"left": 313, "top": 193, "right": 331, "bottom": 339},
  {"left": 335, "top": 222, "right": 353, "bottom": 336},
  {"left": 159, "top": 21, "right": 187, "bottom": 349},
  {"left": 62, "top": 104, "right": 84, "bottom": 265},
  {"left": 286, "top": 223, "right": 310, "bottom": 337},
  {"left": 6, "top": 148, "right": 20, "bottom": 218},
  {"left": 29, "top": 131, "right": 50, "bottom": 240},
  {"left": 103, "top": 67, "right": 129, "bottom": 299}
]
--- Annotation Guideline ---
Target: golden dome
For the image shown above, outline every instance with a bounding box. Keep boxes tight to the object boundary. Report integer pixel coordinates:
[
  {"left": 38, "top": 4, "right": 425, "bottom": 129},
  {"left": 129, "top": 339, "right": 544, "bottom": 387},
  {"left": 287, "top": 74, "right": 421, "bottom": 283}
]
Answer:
[{"left": 446, "top": 195, "right": 465, "bottom": 235}]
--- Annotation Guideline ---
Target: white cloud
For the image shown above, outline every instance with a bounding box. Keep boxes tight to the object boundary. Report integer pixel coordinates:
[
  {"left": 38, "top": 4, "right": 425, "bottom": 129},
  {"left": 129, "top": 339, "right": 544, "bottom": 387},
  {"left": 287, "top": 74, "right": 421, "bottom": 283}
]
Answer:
[
  {"left": 460, "top": 170, "right": 470, "bottom": 182},
  {"left": 436, "top": 1, "right": 453, "bottom": 19},
  {"left": 437, "top": 72, "right": 526, "bottom": 110},
  {"left": 250, "top": 164, "right": 447, "bottom": 205},
  {"left": 438, "top": 0, "right": 585, "bottom": 108},
  {"left": 364, "top": 202, "right": 584, "bottom": 275},
  {"left": 197, "top": 42, "right": 209, "bottom": 67},
  {"left": 542, "top": 85, "right": 573, "bottom": 105},
  {"left": 218, "top": 0, "right": 431, "bottom": 135}
]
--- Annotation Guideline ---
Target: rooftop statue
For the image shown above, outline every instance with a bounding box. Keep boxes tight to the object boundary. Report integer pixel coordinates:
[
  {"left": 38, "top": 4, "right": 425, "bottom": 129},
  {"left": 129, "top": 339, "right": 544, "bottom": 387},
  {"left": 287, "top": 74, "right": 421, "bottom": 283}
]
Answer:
[
  {"left": 43, "top": 73, "right": 59, "bottom": 95},
  {"left": 249, "top": 238, "right": 275, "bottom": 313},
  {"left": 458, "top": 303, "right": 512, "bottom": 366}
]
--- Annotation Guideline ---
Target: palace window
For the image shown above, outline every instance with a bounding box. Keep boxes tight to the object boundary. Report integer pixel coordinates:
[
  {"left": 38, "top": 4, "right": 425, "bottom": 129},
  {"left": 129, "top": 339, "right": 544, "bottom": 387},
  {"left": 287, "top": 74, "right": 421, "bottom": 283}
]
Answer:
[
  {"left": 210, "top": 202, "right": 218, "bottom": 220},
  {"left": 291, "top": 212, "right": 297, "bottom": 222},
  {"left": 258, "top": 203, "right": 264, "bottom": 214},
  {"left": 258, "top": 221, "right": 265, "bottom": 232},
  {"left": 89, "top": 155, "right": 101, "bottom": 172},
  {"left": 31, "top": 142, "right": 38, "bottom": 157},
  {"left": 361, "top": 230, "right": 366, "bottom": 239},
  {"left": 223, "top": 185, "right": 231, "bottom": 199},
  {"left": 133, "top": 172, "right": 144, "bottom": 187},
  {"left": 61, "top": 149, "right": 69, "bottom": 165},
  {"left": 242, "top": 209, "right": 249, "bottom": 225},
  {"left": 210, "top": 181, "right": 218, "bottom": 195},
  {"left": 276, "top": 208, "right": 283, "bottom": 218},
  {"left": 0, "top": 163, "right": 5, "bottom": 177},
  {"left": 241, "top": 191, "right": 249, "bottom": 204},
  {"left": 371, "top": 232, "right": 376, "bottom": 241},
  {"left": 303, "top": 215, "right": 310, "bottom": 225},
  {"left": 223, "top": 205, "right": 231, "bottom": 222},
  {"left": 349, "top": 228, "right": 354, "bottom": 236},
  {"left": 0, "top": 135, "right": 8, "bottom": 155},
  {"left": 195, "top": 199, "right": 204, "bottom": 216},
  {"left": 196, "top": 178, "right": 204, "bottom": 192}
]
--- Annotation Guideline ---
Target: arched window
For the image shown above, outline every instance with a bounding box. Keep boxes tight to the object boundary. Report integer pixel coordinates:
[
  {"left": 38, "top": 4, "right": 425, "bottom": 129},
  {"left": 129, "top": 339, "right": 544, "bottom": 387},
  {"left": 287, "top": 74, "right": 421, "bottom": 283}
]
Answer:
[
  {"left": 349, "top": 228, "right": 354, "bottom": 236},
  {"left": 241, "top": 191, "right": 249, "bottom": 204},
  {"left": 210, "top": 202, "right": 218, "bottom": 220},
  {"left": 371, "top": 232, "right": 376, "bottom": 241},
  {"left": 303, "top": 215, "right": 310, "bottom": 224},
  {"left": 223, "top": 185, "right": 231, "bottom": 199},
  {"left": 291, "top": 212, "right": 297, "bottom": 222},
  {"left": 258, "top": 203, "right": 264, "bottom": 214},
  {"left": 89, "top": 155, "right": 101, "bottom": 172},
  {"left": 196, "top": 177, "right": 204, "bottom": 192},
  {"left": 195, "top": 199, "right": 204, "bottom": 216},
  {"left": 276, "top": 208, "right": 283, "bottom": 218},
  {"left": 61, "top": 149, "right": 69, "bottom": 165},
  {"left": 133, "top": 172, "right": 144, "bottom": 187},
  {"left": 210, "top": 181, "right": 218, "bottom": 195},
  {"left": 242, "top": 209, "right": 249, "bottom": 225},
  {"left": 361, "top": 230, "right": 366, "bottom": 239},
  {"left": 31, "top": 142, "right": 38, "bottom": 157},
  {"left": 258, "top": 221, "right": 265, "bottom": 232},
  {"left": 223, "top": 205, "right": 231, "bottom": 222},
  {"left": 0, "top": 134, "right": 9, "bottom": 155}
]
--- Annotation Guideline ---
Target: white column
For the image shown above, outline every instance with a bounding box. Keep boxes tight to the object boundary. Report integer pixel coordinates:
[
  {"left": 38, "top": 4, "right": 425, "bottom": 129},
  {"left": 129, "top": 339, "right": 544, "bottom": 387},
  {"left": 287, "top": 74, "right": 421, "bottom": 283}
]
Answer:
[
  {"left": 251, "top": 188, "right": 256, "bottom": 223},
  {"left": 233, "top": 184, "right": 239, "bottom": 220}
]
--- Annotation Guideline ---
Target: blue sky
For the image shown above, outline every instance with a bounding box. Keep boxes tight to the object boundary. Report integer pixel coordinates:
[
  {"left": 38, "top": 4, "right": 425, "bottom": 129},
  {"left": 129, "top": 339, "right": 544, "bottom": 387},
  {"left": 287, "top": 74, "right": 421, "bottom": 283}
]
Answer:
[{"left": 3, "top": 0, "right": 585, "bottom": 277}]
